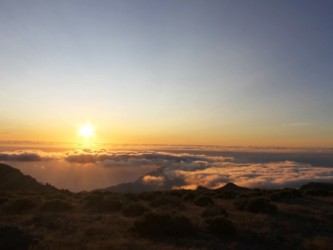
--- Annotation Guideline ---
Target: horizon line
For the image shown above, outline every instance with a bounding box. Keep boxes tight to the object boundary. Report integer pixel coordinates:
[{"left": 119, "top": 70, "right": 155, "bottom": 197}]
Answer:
[{"left": 0, "top": 140, "right": 332, "bottom": 151}]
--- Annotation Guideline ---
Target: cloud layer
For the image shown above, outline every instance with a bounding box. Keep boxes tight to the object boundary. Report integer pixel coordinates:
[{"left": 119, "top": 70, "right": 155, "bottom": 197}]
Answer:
[
  {"left": 1, "top": 148, "right": 333, "bottom": 190},
  {"left": 0, "top": 151, "right": 44, "bottom": 161},
  {"left": 172, "top": 161, "right": 333, "bottom": 189}
]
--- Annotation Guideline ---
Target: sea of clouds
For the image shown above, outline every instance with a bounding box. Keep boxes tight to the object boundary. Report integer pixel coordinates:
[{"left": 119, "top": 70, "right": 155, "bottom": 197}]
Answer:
[{"left": 1, "top": 146, "right": 333, "bottom": 191}]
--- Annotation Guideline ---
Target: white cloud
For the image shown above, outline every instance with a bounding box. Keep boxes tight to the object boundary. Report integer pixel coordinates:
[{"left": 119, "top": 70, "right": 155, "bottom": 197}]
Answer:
[
  {"left": 142, "top": 175, "right": 165, "bottom": 186},
  {"left": 172, "top": 161, "right": 333, "bottom": 189},
  {"left": 1, "top": 148, "right": 333, "bottom": 190}
]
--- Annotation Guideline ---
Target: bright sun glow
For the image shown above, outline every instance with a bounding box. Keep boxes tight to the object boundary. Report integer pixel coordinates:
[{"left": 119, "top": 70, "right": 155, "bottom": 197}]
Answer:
[{"left": 79, "top": 123, "right": 94, "bottom": 139}]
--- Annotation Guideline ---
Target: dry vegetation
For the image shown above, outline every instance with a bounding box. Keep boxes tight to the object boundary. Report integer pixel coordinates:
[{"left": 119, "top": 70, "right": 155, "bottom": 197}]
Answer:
[{"left": 1, "top": 183, "right": 333, "bottom": 250}]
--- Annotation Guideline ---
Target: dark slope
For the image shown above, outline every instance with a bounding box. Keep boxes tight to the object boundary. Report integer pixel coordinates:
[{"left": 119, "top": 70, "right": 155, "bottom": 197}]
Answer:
[
  {"left": 300, "top": 182, "right": 333, "bottom": 191},
  {"left": 0, "top": 163, "right": 56, "bottom": 192}
]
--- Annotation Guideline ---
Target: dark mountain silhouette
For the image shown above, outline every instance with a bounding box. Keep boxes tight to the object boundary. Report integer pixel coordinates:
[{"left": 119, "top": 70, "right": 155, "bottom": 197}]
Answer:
[
  {"left": 100, "top": 176, "right": 172, "bottom": 192},
  {"left": 100, "top": 175, "right": 250, "bottom": 193},
  {"left": 216, "top": 182, "right": 250, "bottom": 192},
  {"left": 0, "top": 163, "right": 56, "bottom": 192},
  {"left": 100, "top": 168, "right": 185, "bottom": 192},
  {"left": 300, "top": 182, "right": 333, "bottom": 191}
]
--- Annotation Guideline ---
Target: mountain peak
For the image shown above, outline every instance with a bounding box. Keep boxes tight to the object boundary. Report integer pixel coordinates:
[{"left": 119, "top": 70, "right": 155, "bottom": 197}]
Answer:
[{"left": 217, "top": 182, "right": 249, "bottom": 191}]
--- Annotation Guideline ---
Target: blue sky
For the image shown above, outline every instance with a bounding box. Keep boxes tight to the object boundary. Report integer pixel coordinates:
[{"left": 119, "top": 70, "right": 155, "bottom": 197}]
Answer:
[{"left": 0, "top": 0, "right": 332, "bottom": 146}]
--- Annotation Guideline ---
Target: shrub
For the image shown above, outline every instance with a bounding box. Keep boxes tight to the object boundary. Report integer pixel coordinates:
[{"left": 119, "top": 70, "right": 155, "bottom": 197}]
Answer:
[
  {"left": 246, "top": 197, "right": 277, "bottom": 213},
  {"left": 214, "top": 191, "right": 238, "bottom": 200},
  {"left": 270, "top": 189, "right": 302, "bottom": 201},
  {"left": 122, "top": 202, "right": 149, "bottom": 217},
  {"left": 201, "top": 205, "right": 228, "bottom": 218},
  {"left": 300, "top": 182, "right": 333, "bottom": 192},
  {"left": 205, "top": 216, "right": 237, "bottom": 239},
  {"left": 0, "top": 226, "right": 35, "bottom": 249},
  {"left": 138, "top": 191, "right": 162, "bottom": 202},
  {"left": 81, "top": 192, "right": 104, "bottom": 204},
  {"left": 0, "top": 197, "right": 9, "bottom": 206},
  {"left": 149, "top": 195, "right": 184, "bottom": 210},
  {"left": 83, "top": 194, "right": 122, "bottom": 213},
  {"left": 42, "top": 191, "right": 71, "bottom": 201},
  {"left": 196, "top": 186, "right": 209, "bottom": 191},
  {"left": 1, "top": 198, "right": 39, "bottom": 213},
  {"left": 123, "top": 193, "right": 139, "bottom": 202},
  {"left": 132, "top": 211, "right": 195, "bottom": 238},
  {"left": 164, "top": 190, "right": 184, "bottom": 198},
  {"left": 41, "top": 199, "right": 73, "bottom": 212},
  {"left": 234, "top": 197, "right": 277, "bottom": 214},
  {"left": 27, "top": 214, "right": 60, "bottom": 230},
  {"left": 193, "top": 195, "right": 214, "bottom": 207},
  {"left": 304, "top": 236, "right": 332, "bottom": 250},
  {"left": 233, "top": 198, "right": 248, "bottom": 210},
  {"left": 303, "top": 189, "right": 330, "bottom": 197},
  {"left": 182, "top": 191, "right": 197, "bottom": 201}
]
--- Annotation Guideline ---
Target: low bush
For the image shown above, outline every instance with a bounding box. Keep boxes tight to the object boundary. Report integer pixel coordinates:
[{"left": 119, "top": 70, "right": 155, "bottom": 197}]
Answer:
[
  {"left": 234, "top": 197, "right": 277, "bottom": 214},
  {"left": 201, "top": 205, "right": 228, "bottom": 218},
  {"left": 304, "top": 236, "right": 333, "bottom": 250},
  {"left": 123, "top": 193, "right": 139, "bottom": 202},
  {"left": 41, "top": 199, "right": 73, "bottom": 212},
  {"left": 205, "top": 216, "right": 237, "bottom": 239},
  {"left": 0, "top": 225, "right": 35, "bottom": 249},
  {"left": 83, "top": 194, "right": 122, "bottom": 213},
  {"left": 138, "top": 191, "right": 162, "bottom": 202},
  {"left": 214, "top": 191, "right": 238, "bottom": 200},
  {"left": 196, "top": 186, "right": 209, "bottom": 191},
  {"left": 193, "top": 195, "right": 214, "bottom": 207},
  {"left": 182, "top": 191, "right": 197, "bottom": 201},
  {"left": 149, "top": 195, "right": 184, "bottom": 210},
  {"left": 0, "top": 197, "right": 9, "bottom": 206},
  {"left": 270, "top": 189, "right": 302, "bottom": 201},
  {"left": 27, "top": 214, "right": 60, "bottom": 230},
  {"left": 122, "top": 202, "right": 149, "bottom": 217},
  {"left": 303, "top": 189, "right": 330, "bottom": 197},
  {"left": 42, "top": 191, "right": 72, "bottom": 201},
  {"left": 132, "top": 211, "right": 195, "bottom": 238},
  {"left": 1, "top": 197, "right": 39, "bottom": 213},
  {"left": 164, "top": 190, "right": 184, "bottom": 198}
]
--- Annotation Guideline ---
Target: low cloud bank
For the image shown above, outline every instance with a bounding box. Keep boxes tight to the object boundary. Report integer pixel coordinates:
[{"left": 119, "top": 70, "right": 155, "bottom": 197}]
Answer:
[
  {"left": 65, "top": 151, "right": 231, "bottom": 167},
  {"left": 1, "top": 149, "right": 333, "bottom": 189},
  {"left": 171, "top": 161, "right": 333, "bottom": 189},
  {"left": 0, "top": 151, "right": 45, "bottom": 161}
]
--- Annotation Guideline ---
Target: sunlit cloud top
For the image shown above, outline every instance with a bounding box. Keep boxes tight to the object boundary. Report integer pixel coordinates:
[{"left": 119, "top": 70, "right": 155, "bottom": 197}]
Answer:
[{"left": 1, "top": 144, "right": 333, "bottom": 191}]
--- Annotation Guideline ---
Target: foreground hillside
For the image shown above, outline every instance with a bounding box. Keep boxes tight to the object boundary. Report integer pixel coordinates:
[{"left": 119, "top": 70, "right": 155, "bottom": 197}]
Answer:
[
  {"left": 0, "top": 163, "right": 56, "bottom": 192},
  {"left": 0, "top": 164, "right": 332, "bottom": 250}
]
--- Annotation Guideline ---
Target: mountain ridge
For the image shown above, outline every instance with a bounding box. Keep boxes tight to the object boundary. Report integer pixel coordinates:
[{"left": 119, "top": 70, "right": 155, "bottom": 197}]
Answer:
[{"left": 0, "top": 163, "right": 57, "bottom": 192}]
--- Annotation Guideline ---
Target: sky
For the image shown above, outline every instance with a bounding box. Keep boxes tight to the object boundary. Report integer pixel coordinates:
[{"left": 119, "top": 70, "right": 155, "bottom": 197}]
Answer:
[{"left": 0, "top": 0, "right": 333, "bottom": 147}]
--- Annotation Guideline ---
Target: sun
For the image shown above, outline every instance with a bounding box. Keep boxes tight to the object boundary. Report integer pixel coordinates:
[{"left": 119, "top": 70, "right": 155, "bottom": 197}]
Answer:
[{"left": 79, "top": 123, "right": 94, "bottom": 139}]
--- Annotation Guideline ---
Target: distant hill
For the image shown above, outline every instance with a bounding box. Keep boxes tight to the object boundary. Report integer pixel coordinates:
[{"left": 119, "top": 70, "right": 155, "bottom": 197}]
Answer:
[
  {"left": 216, "top": 182, "right": 250, "bottom": 192},
  {"left": 100, "top": 176, "right": 172, "bottom": 192},
  {"left": 100, "top": 176, "right": 250, "bottom": 193},
  {"left": 100, "top": 168, "right": 183, "bottom": 192},
  {"left": 0, "top": 163, "right": 56, "bottom": 192},
  {"left": 300, "top": 182, "right": 333, "bottom": 191}
]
